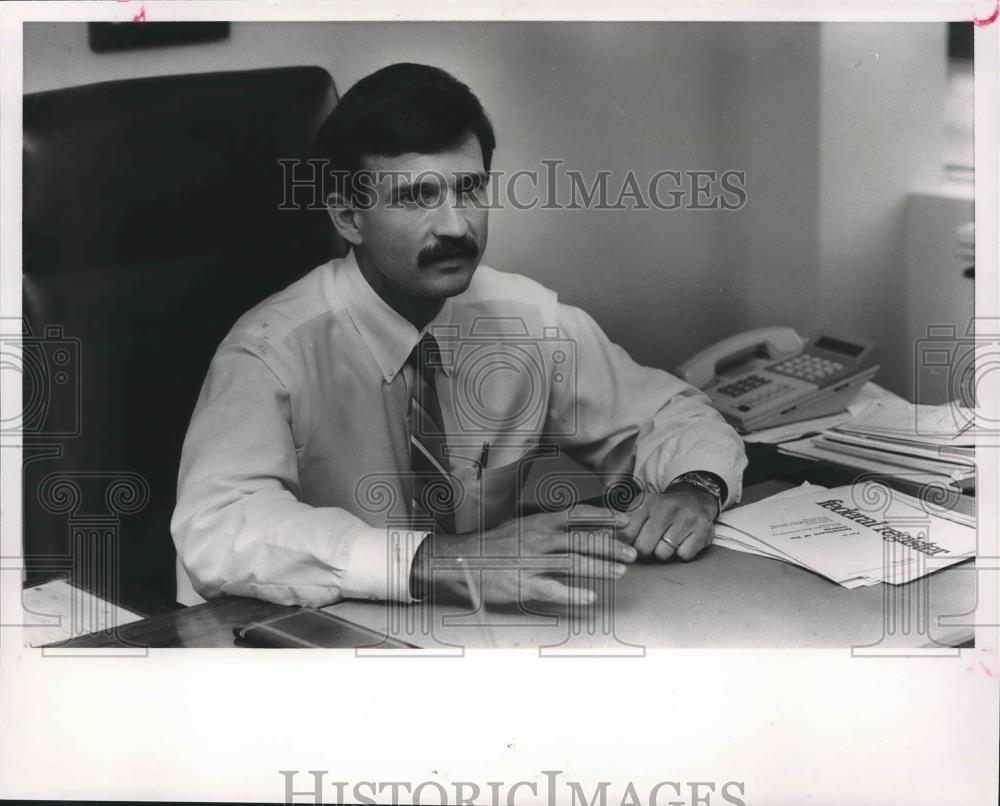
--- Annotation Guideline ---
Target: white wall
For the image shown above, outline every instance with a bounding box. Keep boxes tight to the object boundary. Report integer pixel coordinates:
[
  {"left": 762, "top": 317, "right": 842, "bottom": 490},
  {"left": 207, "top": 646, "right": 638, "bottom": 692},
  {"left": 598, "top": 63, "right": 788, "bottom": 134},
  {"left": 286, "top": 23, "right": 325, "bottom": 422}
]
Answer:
[
  {"left": 817, "top": 24, "right": 948, "bottom": 396},
  {"left": 719, "top": 24, "right": 823, "bottom": 333},
  {"left": 24, "top": 22, "right": 952, "bottom": 394}
]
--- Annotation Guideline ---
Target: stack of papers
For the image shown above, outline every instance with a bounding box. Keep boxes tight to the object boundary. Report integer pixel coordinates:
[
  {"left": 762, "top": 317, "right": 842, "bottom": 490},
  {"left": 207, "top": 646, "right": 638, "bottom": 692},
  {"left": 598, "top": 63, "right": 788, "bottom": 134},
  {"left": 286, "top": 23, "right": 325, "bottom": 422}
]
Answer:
[
  {"left": 715, "top": 483, "right": 975, "bottom": 588},
  {"left": 838, "top": 397, "right": 975, "bottom": 440},
  {"left": 777, "top": 399, "right": 975, "bottom": 489}
]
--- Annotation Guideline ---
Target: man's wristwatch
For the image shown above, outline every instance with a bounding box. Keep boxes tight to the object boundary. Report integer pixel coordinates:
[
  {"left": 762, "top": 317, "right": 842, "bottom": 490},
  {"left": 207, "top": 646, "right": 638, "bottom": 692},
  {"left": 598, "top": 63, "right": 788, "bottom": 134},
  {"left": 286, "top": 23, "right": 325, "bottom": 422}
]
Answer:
[{"left": 666, "top": 471, "right": 726, "bottom": 519}]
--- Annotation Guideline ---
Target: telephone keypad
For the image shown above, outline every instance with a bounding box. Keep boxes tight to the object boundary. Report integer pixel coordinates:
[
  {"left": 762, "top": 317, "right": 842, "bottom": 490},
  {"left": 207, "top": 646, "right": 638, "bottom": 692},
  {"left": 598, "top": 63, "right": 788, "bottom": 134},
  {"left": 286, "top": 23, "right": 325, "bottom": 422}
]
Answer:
[
  {"left": 717, "top": 373, "right": 800, "bottom": 411},
  {"left": 717, "top": 374, "right": 771, "bottom": 397},
  {"left": 734, "top": 381, "right": 799, "bottom": 410}
]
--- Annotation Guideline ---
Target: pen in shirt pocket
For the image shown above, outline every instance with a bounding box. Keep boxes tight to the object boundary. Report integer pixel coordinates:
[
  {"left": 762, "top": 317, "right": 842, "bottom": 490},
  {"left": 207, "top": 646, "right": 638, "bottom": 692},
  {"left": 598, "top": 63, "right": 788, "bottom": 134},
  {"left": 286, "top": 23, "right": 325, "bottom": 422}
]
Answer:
[{"left": 477, "top": 441, "right": 490, "bottom": 478}]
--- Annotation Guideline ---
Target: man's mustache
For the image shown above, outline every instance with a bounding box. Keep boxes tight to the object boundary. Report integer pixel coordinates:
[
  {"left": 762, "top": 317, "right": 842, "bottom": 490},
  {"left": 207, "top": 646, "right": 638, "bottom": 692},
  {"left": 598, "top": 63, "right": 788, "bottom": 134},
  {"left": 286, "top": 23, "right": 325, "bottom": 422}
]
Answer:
[{"left": 417, "top": 236, "right": 480, "bottom": 267}]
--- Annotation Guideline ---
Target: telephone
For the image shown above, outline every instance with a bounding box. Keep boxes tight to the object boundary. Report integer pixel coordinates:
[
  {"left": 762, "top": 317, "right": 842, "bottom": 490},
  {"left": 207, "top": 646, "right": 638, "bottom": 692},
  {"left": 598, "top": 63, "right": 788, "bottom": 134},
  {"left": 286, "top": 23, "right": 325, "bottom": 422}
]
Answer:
[{"left": 677, "top": 327, "right": 879, "bottom": 433}]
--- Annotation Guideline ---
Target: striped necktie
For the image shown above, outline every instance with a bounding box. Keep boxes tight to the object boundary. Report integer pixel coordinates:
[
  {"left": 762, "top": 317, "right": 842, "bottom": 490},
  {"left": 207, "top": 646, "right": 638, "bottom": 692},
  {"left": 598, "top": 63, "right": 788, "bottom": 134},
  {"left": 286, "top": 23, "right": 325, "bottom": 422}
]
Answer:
[{"left": 408, "top": 333, "right": 458, "bottom": 535}]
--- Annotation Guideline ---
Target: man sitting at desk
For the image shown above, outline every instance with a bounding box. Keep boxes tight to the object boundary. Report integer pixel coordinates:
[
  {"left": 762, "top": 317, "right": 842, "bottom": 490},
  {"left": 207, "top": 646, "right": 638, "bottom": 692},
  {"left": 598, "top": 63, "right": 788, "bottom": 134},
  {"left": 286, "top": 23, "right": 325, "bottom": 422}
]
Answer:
[{"left": 171, "top": 63, "right": 747, "bottom": 608}]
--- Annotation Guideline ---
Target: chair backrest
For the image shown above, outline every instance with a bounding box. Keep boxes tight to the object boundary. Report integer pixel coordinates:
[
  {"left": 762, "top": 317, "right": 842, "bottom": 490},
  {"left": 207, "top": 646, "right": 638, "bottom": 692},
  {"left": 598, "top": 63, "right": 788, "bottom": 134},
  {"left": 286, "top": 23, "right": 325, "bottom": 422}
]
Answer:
[{"left": 22, "top": 66, "right": 343, "bottom": 612}]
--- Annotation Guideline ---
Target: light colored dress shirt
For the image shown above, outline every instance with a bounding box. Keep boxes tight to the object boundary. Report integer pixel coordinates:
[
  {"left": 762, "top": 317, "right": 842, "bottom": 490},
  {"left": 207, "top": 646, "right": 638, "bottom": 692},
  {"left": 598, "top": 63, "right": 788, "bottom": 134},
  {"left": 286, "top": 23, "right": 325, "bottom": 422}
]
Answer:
[{"left": 171, "top": 250, "right": 747, "bottom": 606}]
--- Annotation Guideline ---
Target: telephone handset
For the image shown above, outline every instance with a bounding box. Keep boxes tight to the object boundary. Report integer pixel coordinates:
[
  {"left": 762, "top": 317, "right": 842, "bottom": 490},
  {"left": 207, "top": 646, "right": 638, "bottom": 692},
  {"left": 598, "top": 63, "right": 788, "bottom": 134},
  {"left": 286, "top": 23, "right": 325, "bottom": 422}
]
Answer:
[{"left": 677, "top": 327, "right": 879, "bottom": 433}]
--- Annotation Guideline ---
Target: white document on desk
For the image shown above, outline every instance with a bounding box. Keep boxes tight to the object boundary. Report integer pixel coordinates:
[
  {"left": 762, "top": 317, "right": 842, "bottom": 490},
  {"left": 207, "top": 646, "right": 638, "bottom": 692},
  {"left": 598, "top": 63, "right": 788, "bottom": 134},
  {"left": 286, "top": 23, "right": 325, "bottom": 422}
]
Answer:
[
  {"left": 713, "top": 484, "right": 880, "bottom": 587},
  {"left": 714, "top": 482, "right": 824, "bottom": 562},
  {"left": 717, "top": 484, "right": 976, "bottom": 587},
  {"left": 20, "top": 578, "right": 144, "bottom": 647},
  {"left": 713, "top": 486, "right": 878, "bottom": 587}
]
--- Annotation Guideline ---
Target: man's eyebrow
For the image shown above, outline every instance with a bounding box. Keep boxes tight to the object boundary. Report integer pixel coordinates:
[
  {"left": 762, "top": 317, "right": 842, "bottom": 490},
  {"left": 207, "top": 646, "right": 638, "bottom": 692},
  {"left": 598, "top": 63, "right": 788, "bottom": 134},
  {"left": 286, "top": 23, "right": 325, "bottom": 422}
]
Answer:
[
  {"left": 456, "top": 170, "right": 489, "bottom": 183},
  {"left": 387, "top": 176, "right": 424, "bottom": 203},
  {"left": 388, "top": 171, "right": 488, "bottom": 201}
]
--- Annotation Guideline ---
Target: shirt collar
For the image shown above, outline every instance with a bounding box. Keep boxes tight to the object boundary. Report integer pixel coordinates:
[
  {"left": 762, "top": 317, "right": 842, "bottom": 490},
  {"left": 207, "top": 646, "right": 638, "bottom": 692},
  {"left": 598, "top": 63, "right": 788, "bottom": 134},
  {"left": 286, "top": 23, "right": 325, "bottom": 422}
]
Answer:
[{"left": 339, "top": 249, "right": 456, "bottom": 383}]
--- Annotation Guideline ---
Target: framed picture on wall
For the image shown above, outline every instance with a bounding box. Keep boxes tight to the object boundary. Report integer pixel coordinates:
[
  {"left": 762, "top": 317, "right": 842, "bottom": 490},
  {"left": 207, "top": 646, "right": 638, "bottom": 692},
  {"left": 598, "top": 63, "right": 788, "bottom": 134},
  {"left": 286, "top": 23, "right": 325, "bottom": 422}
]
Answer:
[{"left": 88, "top": 22, "right": 230, "bottom": 53}]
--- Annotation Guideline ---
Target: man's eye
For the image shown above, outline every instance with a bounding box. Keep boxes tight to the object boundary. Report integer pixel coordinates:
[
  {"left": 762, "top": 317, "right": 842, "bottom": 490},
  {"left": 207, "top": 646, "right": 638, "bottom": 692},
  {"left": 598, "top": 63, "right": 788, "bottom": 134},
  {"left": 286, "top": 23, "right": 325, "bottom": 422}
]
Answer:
[
  {"left": 457, "top": 175, "right": 484, "bottom": 195},
  {"left": 419, "top": 186, "right": 441, "bottom": 204}
]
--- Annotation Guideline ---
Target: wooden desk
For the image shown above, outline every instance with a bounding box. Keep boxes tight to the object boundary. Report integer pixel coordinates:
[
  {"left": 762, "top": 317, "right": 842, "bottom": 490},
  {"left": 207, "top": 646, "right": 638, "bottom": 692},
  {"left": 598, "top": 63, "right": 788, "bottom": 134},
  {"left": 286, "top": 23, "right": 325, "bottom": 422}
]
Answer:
[{"left": 53, "top": 479, "right": 977, "bottom": 650}]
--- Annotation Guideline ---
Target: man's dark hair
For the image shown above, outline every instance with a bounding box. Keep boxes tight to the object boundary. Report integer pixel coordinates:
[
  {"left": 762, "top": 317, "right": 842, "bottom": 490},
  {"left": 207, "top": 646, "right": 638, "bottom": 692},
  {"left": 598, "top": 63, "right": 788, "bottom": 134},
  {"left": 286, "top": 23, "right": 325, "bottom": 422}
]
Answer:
[{"left": 315, "top": 62, "right": 496, "bottom": 197}]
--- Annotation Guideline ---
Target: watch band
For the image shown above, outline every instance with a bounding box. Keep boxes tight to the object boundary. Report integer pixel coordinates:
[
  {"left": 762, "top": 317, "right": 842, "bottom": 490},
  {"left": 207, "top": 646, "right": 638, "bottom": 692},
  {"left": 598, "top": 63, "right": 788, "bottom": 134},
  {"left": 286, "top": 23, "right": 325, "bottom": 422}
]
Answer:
[{"left": 667, "top": 471, "right": 726, "bottom": 518}]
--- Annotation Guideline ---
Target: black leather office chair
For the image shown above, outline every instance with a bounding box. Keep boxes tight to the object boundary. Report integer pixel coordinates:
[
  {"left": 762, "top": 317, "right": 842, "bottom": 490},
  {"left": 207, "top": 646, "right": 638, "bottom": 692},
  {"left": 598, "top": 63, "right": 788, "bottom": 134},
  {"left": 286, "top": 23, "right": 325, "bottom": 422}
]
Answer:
[{"left": 22, "top": 66, "right": 344, "bottom": 612}]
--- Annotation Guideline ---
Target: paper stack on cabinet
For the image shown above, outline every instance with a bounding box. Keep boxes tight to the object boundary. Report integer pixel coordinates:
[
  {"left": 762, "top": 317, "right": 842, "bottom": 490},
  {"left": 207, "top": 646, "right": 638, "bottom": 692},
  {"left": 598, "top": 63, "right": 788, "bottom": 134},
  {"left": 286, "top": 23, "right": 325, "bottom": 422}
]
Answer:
[
  {"left": 777, "top": 398, "right": 975, "bottom": 490},
  {"left": 714, "top": 483, "right": 975, "bottom": 588}
]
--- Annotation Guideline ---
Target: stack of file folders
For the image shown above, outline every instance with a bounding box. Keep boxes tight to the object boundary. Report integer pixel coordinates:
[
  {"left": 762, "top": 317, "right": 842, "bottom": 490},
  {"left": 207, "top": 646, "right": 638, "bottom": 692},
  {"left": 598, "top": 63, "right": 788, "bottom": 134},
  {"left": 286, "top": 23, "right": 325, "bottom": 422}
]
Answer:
[
  {"left": 715, "top": 482, "right": 975, "bottom": 588},
  {"left": 776, "top": 399, "right": 975, "bottom": 490}
]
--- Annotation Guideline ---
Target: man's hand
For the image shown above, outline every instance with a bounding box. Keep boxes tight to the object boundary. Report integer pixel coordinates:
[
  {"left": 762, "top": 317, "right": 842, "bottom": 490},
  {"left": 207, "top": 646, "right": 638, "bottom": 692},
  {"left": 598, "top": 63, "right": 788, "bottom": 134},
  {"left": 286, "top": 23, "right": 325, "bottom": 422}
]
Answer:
[
  {"left": 617, "top": 485, "right": 719, "bottom": 562},
  {"left": 410, "top": 505, "right": 638, "bottom": 607}
]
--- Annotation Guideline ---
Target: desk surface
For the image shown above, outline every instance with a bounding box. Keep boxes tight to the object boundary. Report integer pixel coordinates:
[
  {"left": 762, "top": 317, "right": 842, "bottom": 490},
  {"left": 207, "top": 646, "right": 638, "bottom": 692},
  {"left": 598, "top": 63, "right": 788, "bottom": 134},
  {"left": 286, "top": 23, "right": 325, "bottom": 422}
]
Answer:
[{"left": 53, "top": 480, "right": 977, "bottom": 650}]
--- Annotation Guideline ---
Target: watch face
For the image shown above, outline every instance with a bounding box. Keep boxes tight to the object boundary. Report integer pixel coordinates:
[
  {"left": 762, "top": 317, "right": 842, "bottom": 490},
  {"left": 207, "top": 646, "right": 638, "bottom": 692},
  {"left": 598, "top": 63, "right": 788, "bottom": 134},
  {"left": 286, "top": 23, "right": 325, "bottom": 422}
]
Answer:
[
  {"left": 681, "top": 472, "right": 722, "bottom": 496},
  {"left": 673, "top": 473, "right": 724, "bottom": 519}
]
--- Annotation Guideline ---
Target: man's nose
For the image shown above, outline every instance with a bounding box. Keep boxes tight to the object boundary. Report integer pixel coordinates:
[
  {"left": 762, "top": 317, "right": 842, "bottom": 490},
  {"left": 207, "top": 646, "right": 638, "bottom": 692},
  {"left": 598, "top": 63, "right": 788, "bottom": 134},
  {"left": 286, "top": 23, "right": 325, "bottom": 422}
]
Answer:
[{"left": 431, "top": 192, "right": 471, "bottom": 239}]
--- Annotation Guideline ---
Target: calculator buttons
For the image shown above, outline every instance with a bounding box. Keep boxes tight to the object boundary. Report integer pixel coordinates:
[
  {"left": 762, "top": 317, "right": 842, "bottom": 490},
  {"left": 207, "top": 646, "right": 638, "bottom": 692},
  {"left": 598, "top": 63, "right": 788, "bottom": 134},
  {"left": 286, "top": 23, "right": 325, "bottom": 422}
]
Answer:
[{"left": 769, "top": 354, "right": 842, "bottom": 383}]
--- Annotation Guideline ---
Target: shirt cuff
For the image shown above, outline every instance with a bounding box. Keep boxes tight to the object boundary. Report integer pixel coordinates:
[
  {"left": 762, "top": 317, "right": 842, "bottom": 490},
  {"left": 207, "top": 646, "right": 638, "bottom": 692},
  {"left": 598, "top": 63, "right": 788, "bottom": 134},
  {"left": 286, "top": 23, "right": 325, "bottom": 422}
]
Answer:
[{"left": 341, "top": 524, "right": 430, "bottom": 603}]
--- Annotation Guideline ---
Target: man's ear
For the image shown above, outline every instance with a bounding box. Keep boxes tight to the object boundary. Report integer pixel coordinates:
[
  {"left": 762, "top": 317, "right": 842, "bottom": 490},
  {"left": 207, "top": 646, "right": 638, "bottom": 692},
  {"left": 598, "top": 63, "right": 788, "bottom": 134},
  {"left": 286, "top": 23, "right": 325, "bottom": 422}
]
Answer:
[{"left": 325, "top": 192, "right": 364, "bottom": 246}]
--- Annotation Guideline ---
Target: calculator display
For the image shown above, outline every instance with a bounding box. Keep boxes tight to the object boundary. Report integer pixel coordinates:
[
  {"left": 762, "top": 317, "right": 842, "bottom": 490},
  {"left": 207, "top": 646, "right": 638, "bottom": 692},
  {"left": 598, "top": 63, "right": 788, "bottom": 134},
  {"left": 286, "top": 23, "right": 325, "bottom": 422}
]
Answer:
[
  {"left": 814, "top": 335, "right": 865, "bottom": 357},
  {"left": 766, "top": 333, "right": 874, "bottom": 387}
]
